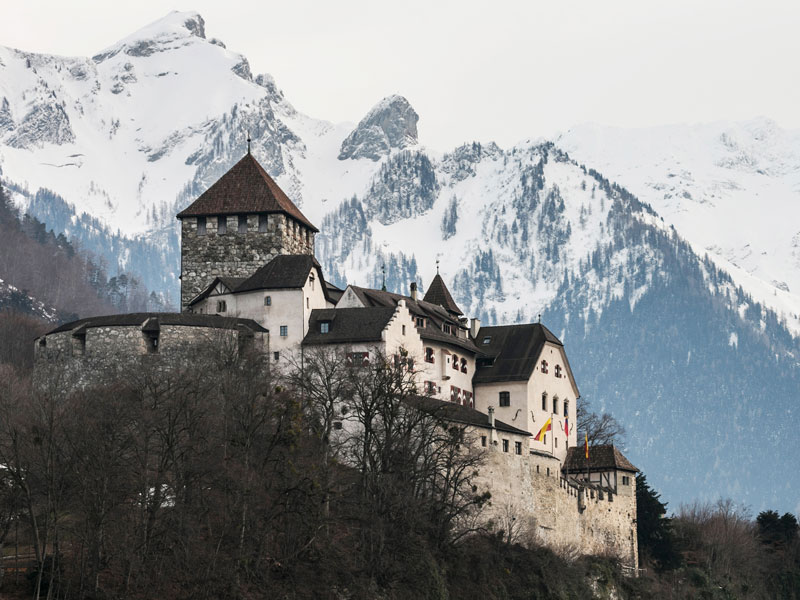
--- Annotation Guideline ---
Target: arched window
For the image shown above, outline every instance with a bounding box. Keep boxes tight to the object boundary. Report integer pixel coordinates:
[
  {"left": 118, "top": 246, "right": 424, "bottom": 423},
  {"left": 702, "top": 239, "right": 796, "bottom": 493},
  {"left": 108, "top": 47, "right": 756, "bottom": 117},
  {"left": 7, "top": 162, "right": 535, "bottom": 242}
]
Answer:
[
  {"left": 555, "top": 364, "right": 562, "bottom": 378},
  {"left": 541, "top": 392, "right": 547, "bottom": 411},
  {"left": 552, "top": 395, "right": 559, "bottom": 415}
]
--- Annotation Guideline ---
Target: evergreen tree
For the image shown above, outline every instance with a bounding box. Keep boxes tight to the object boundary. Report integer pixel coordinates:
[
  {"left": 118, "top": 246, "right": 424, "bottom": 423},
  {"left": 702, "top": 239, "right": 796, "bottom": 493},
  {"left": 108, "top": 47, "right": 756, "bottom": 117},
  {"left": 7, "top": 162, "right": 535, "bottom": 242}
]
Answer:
[{"left": 636, "top": 473, "right": 681, "bottom": 571}]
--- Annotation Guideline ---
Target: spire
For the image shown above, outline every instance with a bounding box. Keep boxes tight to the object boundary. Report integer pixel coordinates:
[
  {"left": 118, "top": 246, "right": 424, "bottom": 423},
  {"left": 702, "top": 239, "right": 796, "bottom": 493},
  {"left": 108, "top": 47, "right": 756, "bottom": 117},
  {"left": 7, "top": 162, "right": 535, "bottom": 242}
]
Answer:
[
  {"left": 246, "top": 131, "right": 251, "bottom": 154},
  {"left": 423, "top": 273, "right": 463, "bottom": 316}
]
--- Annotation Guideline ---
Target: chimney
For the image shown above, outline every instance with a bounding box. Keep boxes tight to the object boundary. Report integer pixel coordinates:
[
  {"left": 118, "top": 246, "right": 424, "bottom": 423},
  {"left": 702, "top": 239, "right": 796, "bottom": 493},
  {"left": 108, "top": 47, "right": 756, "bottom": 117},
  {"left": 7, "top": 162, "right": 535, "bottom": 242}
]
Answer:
[
  {"left": 410, "top": 281, "right": 418, "bottom": 301},
  {"left": 470, "top": 317, "right": 481, "bottom": 339},
  {"left": 488, "top": 406, "right": 495, "bottom": 429}
]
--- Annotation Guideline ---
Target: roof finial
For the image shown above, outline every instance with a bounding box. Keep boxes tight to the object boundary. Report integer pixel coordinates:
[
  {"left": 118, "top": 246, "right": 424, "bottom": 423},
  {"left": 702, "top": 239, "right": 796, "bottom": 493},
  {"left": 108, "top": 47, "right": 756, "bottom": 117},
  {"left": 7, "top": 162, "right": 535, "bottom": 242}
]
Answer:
[
  {"left": 436, "top": 258, "right": 440, "bottom": 275},
  {"left": 538, "top": 313, "right": 541, "bottom": 323},
  {"left": 381, "top": 264, "right": 386, "bottom": 292},
  {"left": 247, "top": 131, "right": 251, "bottom": 154}
]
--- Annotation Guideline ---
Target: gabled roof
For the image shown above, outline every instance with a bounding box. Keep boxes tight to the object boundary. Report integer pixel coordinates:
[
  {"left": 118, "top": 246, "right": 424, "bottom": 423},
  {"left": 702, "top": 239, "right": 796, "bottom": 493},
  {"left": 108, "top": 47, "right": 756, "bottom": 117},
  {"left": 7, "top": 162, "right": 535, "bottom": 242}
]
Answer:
[
  {"left": 302, "top": 307, "right": 396, "bottom": 345},
  {"left": 325, "top": 280, "right": 344, "bottom": 304},
  {"left": 188, "top": 255, "right": 332, "bottom": 306},
  {"left": 473, "top": 323, "right": 571, "bottom": 385},
  {"left": 563, "top": 445, "right": 638, "bottom": 473},
  {"left": 47, "top": 313, "right": 267, "bottom": 335},
  {"left": 422, "top": 274, "right": 463, "bottom": 315},
  {"left": 346, "top": 285, "right": 478, "bottom": 354},
  {"left": 176, "top": 153, "right": 318, "bottom": 231},
  {"left": 405, "top": 395, "right": 530, "bottom": 437}
]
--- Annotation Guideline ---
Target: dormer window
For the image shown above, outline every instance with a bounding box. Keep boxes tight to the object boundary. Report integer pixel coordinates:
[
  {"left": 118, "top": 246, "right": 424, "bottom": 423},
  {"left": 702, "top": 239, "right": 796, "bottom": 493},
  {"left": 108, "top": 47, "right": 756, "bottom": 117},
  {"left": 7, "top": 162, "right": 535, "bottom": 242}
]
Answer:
[
  {"left": 197, "top": 216, "right": 206, "bottom": 235},
  {"left": 555, "top": 365, "right": 562, "bottom": 378},
  {"left": 217, "top": 216, "right": 227, "bottom": 235},
  {"left": 443, "top": 324, "right": 452, "bottom": 334},
  {"left": 320, "top": 322, "right": 330, "bottom": 334},
  {"left": 540, "top": 359, "right": 548, "bottom": 374},
  {"left": 238, "top": 215, "right": 248, "bottom": 233},
  {"left": 416, "top": 317, "right": 425, "bottom": 328},
  {"left": 482, "top": 336, "right": 491, "bottom": 344}
]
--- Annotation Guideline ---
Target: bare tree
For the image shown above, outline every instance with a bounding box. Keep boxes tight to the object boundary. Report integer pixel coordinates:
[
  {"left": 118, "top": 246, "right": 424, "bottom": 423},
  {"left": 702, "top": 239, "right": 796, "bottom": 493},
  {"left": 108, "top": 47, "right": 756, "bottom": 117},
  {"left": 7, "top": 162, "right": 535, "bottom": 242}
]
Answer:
[{"left": 577, "top": 396, "right": 626, "bottom": 446}]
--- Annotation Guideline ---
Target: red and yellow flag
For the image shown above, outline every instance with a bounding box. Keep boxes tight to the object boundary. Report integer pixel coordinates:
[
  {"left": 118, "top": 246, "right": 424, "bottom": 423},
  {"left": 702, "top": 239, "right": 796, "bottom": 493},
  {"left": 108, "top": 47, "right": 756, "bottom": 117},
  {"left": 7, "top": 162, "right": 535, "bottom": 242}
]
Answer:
[
  {"left": 534, "top": 418, "right": 552, "bottom": 442},
  {"left": 584, "top": 433, "right": 589, "bottom": 459},
  {"left": 564, "top": 418, "right": 569, "bottom": 436}
]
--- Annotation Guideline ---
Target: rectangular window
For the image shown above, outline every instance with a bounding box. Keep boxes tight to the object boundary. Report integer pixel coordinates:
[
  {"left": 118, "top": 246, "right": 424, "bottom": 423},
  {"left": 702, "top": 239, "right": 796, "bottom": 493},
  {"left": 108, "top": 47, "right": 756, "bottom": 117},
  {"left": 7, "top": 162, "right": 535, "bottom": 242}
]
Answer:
[
  {"left": 564, "top": 401, "right": 569, "bottom": 418},
  {"left": 502, "top": 439, "right": 509, "bottom": 453},
  {"left": 144, "top": 332, "right": 159, "bottom": 354},
  {"left": 499, "top": 391, "right": 510, "bottom": 407},
  {"left": 553, "top": 398, "right": 558, "bottom": 415},
  {"left": 424, "top": 347, "right": 435, "bottom": 363},
  {"left": 542, "top": 394, "right": 547, "bottom": 410},
  {"left": 258, "top": 214, "right": 268, "bottom": 232},
  {"left": 273, "top": 352, "right": 279, "bottom": 361},
  {"left": 416, "top": 317, "right": 425, "bottom": 328},
  {"left": 463, "top": 391, "right": 473, "bottom": 407},
  {"left": 238, "top": 215, "right": 248, "bottom": 233},
  {"left": 347, "top": 352, "right": 369, "bottom": 367},
  {"left": 515, "top": 441, "right": 522, "bottom": 455},
  {"left": 482, "top": 336, "right": 491, "bottom": 344},
  {"left": 555, "top": 438, "right": 558, "bottom": 448},
  {"left": 443, "top": 324, "right": 451, "bottom": 334},
  {"left": 481, "top": 436, "right": 487, "bottom": 447},
  {"left": 197, "top": 216, "right": 206, "bottom": 235},
  {"left": 217, "top": 215, "right": 227, "bottom": 234},
  {"left": 264, "top": 295, "right": 271, "bottom": 306},
  {"left": 622, "top": 476, "right": 630, "bottom": 485},
  {"left": 460, "top": 358, "right": 467, "bottom": 374},
  {"left": 424, "top": 381, "right": 437, "bottom": 395},
  {"left": 320, "top": 322, "right": 329, "bottom": 334},
  {"left": 307, "top": 297, "right": 310, "bottom": 309},
  {"left": 452, "top": 354, "right": 459, "bottom": 370},
  {"left": 333, "top": 421, "right": 343, "bottom": 430},
  {"left": 450, "top": 386, "right": 461, "bottom": 403},
  {"left": 280, "top": 325, "right": 288, "bottom": 337},
  {"left": 402, "top": 324, "right": 406, "bottom": 335},
  {"left": 216, "top": 300, "right": 227, "bottom": 313}
]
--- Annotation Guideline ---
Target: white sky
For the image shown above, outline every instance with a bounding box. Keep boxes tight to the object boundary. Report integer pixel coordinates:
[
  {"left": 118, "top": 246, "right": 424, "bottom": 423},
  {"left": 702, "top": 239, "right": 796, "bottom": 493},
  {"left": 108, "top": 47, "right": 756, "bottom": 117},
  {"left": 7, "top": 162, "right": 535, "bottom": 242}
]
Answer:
[{"left": 3, "top": 0, "right": 799, "bottom": 150}]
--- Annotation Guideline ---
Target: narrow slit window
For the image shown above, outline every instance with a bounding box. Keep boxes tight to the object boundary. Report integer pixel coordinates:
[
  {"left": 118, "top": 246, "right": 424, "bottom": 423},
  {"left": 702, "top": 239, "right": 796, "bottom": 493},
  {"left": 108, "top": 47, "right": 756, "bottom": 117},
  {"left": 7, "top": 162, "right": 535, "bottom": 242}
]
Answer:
[{"left": 238, "top": 215, "right": 248, "bottom": 233}]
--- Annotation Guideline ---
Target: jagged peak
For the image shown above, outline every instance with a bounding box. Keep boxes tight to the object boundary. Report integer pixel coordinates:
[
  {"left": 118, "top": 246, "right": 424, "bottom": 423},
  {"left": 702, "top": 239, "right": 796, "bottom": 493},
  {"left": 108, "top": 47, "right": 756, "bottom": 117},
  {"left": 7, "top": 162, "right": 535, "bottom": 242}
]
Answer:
[
  {"left": 338, "top": 94, "right": 419, "bottom": 161},
  {"left": 93, "top": 11, "right": 207, "bottom": 62}
]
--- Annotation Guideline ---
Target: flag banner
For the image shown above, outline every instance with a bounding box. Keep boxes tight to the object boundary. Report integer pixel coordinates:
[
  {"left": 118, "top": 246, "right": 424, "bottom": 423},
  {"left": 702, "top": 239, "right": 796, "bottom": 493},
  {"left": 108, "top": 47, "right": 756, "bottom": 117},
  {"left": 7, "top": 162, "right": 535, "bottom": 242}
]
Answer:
[
  {"left": 564, "top": 418, "right": 569, "bottom": 436},
  {"left": 534, "top": 418, "right": 552, "bottom": 442}
]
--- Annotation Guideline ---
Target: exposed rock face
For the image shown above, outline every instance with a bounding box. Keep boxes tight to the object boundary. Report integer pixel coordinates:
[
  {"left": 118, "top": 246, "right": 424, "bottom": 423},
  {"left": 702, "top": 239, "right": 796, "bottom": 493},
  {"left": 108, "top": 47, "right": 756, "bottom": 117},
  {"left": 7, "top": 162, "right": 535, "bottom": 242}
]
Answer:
[{"left": 338, "top": 95, "right": 418, "bottom": 161}]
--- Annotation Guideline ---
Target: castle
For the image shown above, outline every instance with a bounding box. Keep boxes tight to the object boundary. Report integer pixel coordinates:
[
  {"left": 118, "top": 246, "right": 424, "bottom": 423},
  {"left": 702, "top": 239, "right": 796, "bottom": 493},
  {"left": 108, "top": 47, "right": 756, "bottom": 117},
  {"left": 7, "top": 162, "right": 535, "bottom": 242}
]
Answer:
[{"left": 34, "top": 151, "right": 639, "bottom": 567}]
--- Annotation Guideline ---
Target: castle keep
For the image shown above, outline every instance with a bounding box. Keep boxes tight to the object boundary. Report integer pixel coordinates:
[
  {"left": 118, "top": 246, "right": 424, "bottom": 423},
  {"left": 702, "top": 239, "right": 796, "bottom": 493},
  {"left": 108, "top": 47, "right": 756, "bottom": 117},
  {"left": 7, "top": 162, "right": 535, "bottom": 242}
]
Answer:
[{"left": 34, "top": 152, "right": 639, "bottom": 567}]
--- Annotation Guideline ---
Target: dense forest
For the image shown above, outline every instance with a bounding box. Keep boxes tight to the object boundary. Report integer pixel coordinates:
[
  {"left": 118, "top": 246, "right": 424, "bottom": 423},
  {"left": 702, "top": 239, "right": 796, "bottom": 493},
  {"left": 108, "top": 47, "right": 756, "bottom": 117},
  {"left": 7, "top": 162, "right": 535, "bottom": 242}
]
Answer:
[{"left": 0, "top": 342, "right": 798, "bottom": 599}]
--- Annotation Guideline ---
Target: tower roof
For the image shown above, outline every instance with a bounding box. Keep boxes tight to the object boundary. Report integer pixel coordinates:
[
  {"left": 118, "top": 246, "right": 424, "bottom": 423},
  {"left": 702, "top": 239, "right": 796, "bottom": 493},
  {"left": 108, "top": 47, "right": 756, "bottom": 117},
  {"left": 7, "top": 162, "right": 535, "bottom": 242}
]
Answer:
[
  {"left": 176, "top": 153, "right": 318, "bottom": 231},
  {"left": 422, "top": 273, "right": 463, "bottom": 315}
]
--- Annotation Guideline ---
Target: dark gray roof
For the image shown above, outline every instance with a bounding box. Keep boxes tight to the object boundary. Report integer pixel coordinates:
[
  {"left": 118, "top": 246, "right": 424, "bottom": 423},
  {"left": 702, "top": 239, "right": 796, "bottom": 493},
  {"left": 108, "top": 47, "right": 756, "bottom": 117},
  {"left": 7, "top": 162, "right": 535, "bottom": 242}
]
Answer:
[
  {"left": 564, "top": 445, "right": 638, "bottom": 473},
  {"left": 473, "top": 323, "right": 571, "bottom": 384},
  {"left": 302, "top": 307, "right": 396, "bottom": 345},
  {"left": 422, "top": 273, "right": 463, "bottom": 315},
  {"left": 236, "top": 255, "right": 320, "bottom": 293},
  {"left": 188, "top": 255, "right": 332, "bottom": 306},
  {"left": 325, "top": 280, "right": 344, "bottom": 304},
  {"left": 47, "top": 313, "right": 267, "bottom": 335},
  {"left": 347, "top": 286, "right": 478, "bottom": 354},
  {"left": 405, "top": 395, "right": 530, "bottom": 437}
]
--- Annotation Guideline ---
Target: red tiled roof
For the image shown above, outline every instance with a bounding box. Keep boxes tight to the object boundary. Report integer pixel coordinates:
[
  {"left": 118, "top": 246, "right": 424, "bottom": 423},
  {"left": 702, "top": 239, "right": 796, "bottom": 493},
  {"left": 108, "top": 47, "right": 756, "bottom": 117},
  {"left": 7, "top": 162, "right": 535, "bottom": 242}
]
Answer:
[{"left": 176, "top": 153, "right": 318, "bottom": 231}]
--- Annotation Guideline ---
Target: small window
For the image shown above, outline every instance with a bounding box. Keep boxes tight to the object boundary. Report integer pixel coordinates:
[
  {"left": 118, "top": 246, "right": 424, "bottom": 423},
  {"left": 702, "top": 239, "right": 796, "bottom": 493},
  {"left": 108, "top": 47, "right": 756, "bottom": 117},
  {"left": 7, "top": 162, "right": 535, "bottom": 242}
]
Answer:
[
  {"left": 416, "top": 317, "right": 425, "bottom": 328},
  {"left": 553, "top": 396, "right": 559, "bottom": 415},
  {"left": 481, "top": 436, "right": 487, "bottom": 447},
  {"left": 452, "top": 354, "right": 459, "bottom": 370},
  {"left": 72, "top": 332, "right": 86, "bottom": 356},
  {"left": 541, "top": 392, "right": 547, "bottom": 411},
  {"left": 540, "top": 359, "right": 548, "bottom": 374},
  {"left": 515, "top": 441, "right": 522, "bottom": 455},
  {"left": 258, "top": 214, "right": 268, "bottom": 232},
  {"left": 499, "top": 391, "right": 510, "bottom": 407},
  {"left": 622, "top": 476, "right": 630, "bottom": 486},
  {"left": 563, "top": 400, "right": 569, "bottom": 418},
  {"left": 280, "top": 325, "right": 288, "bottom": 337},
  {"left": 425, "top": 347, "right": 435, "bottom": 363},
  {"left": 443, "top": 323, "right": 452, "bottom": 334},
  {"left": 555, "top": 438, "right": 558, "bottom": 448},
  {"left": 402, "top": 324, "right": 406, "bottom": 335},
  {"left": 460, "top": 357, "right": 467, "bottom": 374},
  {"left": 555, "top": 364, "right": 562, "bottom": 378},
  {"left": 238, "top": 215, "right": 248, "bottom": 233},
  {"left": 450, "top": 386, "right": 461, "bottom": 403},
  {"left": 320, "top": 322, "right": 330, "bottom": 334},
  {"left": 273, "top": 352, "right": 280, "bottom": 361},
  {"left": 309, "top": 274, "right": 315, "bottom": 291},
  {"left": 502, "top": 439, "right": 509, "bottom": 453},
  {"left": 547, "top": 467, "right": 550, "bottom": 476},
  {"left": 424, "top": 381, "right": 437, "bottom": 395},
  {"left": 144, "top": 332, "right": 159, "bottom": 354},
  {"left": 217, "top": 216, "right": 227, "bottom": 235},
  {"left": 333, "top": 421, "right": 343, "bottom": 430},
  {"left": 306, "top": 297, "right": 310, "bottom": 309},
  {"left": 482, "top": 336, "right": 491, "bottom": 344},
  {"left": 216, "top": 300, "right": 227, "bottom": 313},
  {"left": 264, "top": 295, "right": 272, "bottom": 306},
  {"left": 197, "top": 216, "right": 206, "bottom": 235}
]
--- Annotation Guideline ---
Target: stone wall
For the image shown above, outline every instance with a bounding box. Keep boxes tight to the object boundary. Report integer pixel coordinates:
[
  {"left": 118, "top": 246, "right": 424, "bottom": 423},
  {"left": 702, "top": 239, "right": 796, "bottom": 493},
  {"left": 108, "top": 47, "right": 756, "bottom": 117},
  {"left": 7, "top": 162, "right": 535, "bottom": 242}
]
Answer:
[
  {"left": 474, "top": 441, "right": 638, "bottom": 567},
  {"left": 180, "top": 213, "right": 315, "bottom": 310},
  {"left": 35, "top": 324, "right": 268, "bottom": 388}
]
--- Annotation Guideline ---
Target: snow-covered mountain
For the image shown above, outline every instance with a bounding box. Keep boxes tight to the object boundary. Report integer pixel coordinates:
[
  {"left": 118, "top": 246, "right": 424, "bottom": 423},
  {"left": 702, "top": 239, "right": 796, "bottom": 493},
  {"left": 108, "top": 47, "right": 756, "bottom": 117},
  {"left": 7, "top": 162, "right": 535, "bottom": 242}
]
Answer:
[
  {"left": 556, "top": 121, "right": 800, "bottom": 335},
  {"left": 0, "top": 11, "right": 798, "bottom": 515}
]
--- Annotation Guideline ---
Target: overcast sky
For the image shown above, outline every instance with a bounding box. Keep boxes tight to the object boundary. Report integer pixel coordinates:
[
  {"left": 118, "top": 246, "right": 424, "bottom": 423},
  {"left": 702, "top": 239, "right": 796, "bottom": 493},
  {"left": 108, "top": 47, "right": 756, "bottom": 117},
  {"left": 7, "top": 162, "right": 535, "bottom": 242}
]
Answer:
[{"left": 3, "top": 0, "right": 799, "bottom": 149}]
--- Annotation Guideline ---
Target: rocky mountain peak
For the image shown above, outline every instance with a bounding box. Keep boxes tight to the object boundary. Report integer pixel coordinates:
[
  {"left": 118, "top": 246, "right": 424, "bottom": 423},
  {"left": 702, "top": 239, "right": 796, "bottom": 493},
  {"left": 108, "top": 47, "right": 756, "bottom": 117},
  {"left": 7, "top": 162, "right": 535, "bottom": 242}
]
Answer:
[
  {"left": 338, "top": 95, "right": 418, "bottom": 161},
  {"left": 92, "top": 11, "right": 207, "bottom": 62}
]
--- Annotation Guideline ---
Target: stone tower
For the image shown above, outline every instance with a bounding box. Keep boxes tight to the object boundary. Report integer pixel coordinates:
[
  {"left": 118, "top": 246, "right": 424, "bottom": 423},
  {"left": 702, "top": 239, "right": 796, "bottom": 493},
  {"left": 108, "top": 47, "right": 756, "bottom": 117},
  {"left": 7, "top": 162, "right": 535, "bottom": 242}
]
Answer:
[{"left": 176, "top": 152, "right": 317, "bottom": 310}]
